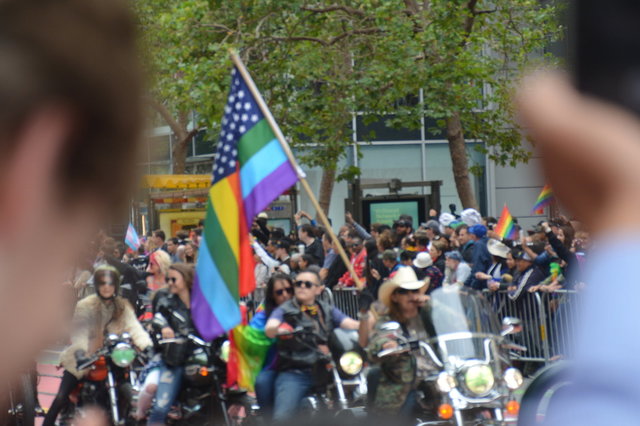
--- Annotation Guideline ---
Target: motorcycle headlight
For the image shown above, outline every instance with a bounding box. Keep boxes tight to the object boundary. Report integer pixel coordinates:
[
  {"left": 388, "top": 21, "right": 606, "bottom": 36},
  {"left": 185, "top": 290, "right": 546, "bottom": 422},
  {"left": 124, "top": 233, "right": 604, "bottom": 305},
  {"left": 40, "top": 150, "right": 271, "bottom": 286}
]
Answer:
[
  {"left": 503, "top": 368, "right": 524, "bottom": 390},
  {"left": 219, "top": 340, "right": 230, "bottom": 363},
  {"left": 436, "top": 372, "right": 457, "bottom": 393},
  {"left": 464, "top": 364, "right": 495, "bottom": 395},
  {"left": 111, "top": 342, "right": 136, "bottom": 368},
  {"left": 339, "top": 351, "right": 363, "bottom": 376}
]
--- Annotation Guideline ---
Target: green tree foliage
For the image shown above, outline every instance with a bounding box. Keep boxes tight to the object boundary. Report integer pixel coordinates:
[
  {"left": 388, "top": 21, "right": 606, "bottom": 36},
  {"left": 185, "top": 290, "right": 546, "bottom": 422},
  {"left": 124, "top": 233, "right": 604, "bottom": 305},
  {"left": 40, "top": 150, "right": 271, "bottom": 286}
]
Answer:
[{"left": 137, "top": 0, "right": 561, "bottom": 211}]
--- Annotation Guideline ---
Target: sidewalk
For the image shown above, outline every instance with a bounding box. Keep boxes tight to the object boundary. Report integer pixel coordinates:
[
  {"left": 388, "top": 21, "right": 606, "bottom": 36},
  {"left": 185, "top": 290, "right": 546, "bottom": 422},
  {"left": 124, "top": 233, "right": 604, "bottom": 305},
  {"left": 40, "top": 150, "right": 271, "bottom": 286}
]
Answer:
[{"left": 36, "top": 348, "right": 63, "bottom": 425}]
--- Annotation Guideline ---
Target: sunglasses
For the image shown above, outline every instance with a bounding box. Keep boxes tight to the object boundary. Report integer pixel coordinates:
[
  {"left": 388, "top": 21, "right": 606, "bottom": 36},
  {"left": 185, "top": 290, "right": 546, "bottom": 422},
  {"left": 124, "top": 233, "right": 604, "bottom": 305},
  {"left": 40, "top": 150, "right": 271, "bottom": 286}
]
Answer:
[
  {"left": 394, "top": 288, "right": 420, "bottom": 295},
  {"left": 294, "top": 280, "right": 318, "bottom": 289},
  {"left": 96, "top": 280, "right": 115, "bottom": 287},
  {"left": 167, "top": 277, "right": 178, "bottom": 284},
  {"left": 275, "top": 287, "right": 294, "bottom": 296}
]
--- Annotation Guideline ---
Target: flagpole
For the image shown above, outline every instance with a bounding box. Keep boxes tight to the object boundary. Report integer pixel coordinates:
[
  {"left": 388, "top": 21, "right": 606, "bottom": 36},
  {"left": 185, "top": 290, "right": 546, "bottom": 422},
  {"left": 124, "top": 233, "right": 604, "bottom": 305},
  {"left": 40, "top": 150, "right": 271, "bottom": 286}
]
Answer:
[{"left": 229, "top": 50, "right": 364, "bottom": 290}]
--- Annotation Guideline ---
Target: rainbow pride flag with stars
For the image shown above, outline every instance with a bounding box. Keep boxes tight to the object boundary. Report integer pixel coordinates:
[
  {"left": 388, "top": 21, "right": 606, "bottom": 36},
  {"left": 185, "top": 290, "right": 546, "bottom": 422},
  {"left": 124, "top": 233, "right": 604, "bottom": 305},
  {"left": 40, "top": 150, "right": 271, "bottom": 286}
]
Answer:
[
  {"left": 192, "top": 66, "right": 298, "bottom": 341},
  {"left": 495, "top": 205, "right": 518, "bottom": 240},
  {"left": 532, "top": 184, "right": 554, "bottom": 214}
]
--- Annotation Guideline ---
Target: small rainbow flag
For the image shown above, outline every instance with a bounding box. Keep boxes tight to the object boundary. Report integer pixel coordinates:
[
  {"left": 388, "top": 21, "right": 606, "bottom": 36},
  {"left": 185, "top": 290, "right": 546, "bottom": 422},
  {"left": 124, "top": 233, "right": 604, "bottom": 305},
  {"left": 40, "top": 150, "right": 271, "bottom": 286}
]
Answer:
[
  {"left": 532, "top": 184, "right": 554, "bottom": 215},
  {"left": 495, "top": 205, "right": 518, "bottom": 240}
]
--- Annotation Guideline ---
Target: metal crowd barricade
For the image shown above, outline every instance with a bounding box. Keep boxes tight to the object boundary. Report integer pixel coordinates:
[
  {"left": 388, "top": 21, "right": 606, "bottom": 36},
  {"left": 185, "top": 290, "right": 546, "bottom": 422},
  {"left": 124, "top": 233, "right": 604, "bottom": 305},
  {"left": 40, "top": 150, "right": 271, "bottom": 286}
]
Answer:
[
  {"left": 537, "top": 289, "right": 582, "bottom": 359},
  {"left": 240, "top": 285, "right": 267, "bottom": 317},
  {"left": 483, "top": 289, "right": 581, "bottom": 364},
  {"left": 331, "top": 287, "right": 360, "bottom": 319}
]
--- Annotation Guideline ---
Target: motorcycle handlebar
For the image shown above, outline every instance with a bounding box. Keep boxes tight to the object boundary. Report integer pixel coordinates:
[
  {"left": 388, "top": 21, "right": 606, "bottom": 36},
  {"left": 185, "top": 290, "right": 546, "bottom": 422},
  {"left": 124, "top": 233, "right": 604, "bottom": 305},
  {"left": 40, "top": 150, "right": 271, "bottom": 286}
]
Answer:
[
  {"left": 376, "top": 339, "right": 443, "bottom": 367},
  {"left": 157, "top": 334, "right": 210, "bottom": 347},
  {"left": 276, "top": 326, "right": 305, "bottom": 338},
  {"left": 77, "top": 347, "right": 107, "bottom": 371}
]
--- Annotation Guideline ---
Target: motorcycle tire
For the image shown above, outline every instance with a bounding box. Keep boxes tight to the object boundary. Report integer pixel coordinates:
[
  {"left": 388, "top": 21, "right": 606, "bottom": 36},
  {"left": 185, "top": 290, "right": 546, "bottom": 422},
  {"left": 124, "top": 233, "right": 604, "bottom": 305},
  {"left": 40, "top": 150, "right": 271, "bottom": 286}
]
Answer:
[
  {"left": 517, "top": 361, "right": 572, "bottom": 425},
  {"left": 17, "top": 373, "right": 35, "bottom": 426}
]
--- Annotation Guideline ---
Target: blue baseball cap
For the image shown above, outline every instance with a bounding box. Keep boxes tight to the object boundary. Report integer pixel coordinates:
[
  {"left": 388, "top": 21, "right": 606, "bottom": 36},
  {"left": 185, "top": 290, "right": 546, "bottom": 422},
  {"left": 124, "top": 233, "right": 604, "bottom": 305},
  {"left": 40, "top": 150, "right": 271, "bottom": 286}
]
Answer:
[
  {"left": 469, "top": 224, "right": 487, "bottom": 238},
  {"left": 445, "top": 251, "right": 463, "bottom": 262}
]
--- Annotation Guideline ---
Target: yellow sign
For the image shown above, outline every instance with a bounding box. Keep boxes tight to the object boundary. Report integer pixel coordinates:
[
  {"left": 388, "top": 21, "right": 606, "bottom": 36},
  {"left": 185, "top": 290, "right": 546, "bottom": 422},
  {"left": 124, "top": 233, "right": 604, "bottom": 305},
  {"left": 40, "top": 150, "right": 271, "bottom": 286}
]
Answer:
[{"left": 142, "top": 174, "right": 211, "bottom": 189}]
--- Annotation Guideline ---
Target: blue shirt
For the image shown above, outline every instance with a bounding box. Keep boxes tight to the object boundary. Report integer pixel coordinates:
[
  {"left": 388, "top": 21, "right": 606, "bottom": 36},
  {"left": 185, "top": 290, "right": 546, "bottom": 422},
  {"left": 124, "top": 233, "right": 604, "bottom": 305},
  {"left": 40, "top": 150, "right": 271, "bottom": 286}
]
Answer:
[
  {"left": 322, "top": 249, "right": 338, "bottom": 269},
  {"left": 466, "top": 237, "right": 492, "bottom": 290},
  {"left": 546, "top": 237, "right": 640, "bottom": 425}
]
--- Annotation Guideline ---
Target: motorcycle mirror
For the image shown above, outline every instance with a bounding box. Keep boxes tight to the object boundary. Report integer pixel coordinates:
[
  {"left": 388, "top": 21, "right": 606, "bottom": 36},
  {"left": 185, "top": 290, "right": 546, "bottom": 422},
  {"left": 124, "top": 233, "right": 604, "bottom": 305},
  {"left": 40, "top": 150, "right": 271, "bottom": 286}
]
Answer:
[
  {"left": 501, "top": 317, "right": 522, "bottom": 336},
  {"left": 380, "top": 321, "right": 401, "bottom": 333}
]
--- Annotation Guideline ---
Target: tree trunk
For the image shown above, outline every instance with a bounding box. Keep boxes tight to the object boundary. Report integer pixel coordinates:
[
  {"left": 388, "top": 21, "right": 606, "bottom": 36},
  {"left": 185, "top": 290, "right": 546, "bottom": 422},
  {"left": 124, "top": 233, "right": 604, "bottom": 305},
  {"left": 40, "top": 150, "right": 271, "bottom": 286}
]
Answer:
[
  {"left": 317, "top": 167, "right": 337, "bottom": 220},
  {"left": 446, "top": 112, "right": 479, "bottom": 210},
  {"left": 149, "top": 101, "right": 197, "bottom": 175},
  {"left": 172, "top": 135, "right": 190, "bottom": 174}
]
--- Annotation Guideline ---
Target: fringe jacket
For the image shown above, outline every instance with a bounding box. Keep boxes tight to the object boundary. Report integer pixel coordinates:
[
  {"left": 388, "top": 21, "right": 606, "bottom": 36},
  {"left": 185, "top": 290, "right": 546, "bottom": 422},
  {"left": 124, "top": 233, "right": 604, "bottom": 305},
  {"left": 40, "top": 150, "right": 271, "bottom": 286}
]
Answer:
[{"left": 60, "top": 294, "right": 152, "bottom": 379}]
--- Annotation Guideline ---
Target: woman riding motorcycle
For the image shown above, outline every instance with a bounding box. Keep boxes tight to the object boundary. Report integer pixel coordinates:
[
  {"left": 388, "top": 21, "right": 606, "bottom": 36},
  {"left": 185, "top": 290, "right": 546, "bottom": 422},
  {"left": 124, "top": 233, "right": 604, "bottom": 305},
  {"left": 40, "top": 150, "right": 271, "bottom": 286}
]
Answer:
[
  {"left": 137, "top": 263, "right": 198, "bottom": 425},
  {"left": 43, "top": 265, "right": 153, "bottom": 426}
]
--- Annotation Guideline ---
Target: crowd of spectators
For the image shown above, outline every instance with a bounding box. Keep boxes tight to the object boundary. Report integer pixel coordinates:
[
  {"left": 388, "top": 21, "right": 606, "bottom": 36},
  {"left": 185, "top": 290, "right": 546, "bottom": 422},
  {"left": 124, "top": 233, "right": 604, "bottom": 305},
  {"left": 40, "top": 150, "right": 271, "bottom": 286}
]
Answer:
[{"left": 248, "top": 208, "right": 589, "bottom": 304}]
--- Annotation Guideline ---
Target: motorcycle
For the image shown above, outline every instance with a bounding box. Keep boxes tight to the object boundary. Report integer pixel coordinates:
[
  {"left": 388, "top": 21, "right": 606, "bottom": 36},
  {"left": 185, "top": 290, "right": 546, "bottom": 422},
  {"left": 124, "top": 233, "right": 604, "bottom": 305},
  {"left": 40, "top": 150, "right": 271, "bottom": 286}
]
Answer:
[
  {"left": 516, "top": 361, "right": 571, "bottom": 425},
  {"left": 4, "top": 370, "right": 36, "bottom": 426},
  {"left": 156, "top": 333, "right": 254, "bottom": 426},
  {"left": 377, "top": 286, "right": 525, "bottom": 425},
  {"left": 63, "top": 332, "right": 142, "bottom": 425},
  {"left": 276, "top": 326, "right": 367, "bottom": 419}
]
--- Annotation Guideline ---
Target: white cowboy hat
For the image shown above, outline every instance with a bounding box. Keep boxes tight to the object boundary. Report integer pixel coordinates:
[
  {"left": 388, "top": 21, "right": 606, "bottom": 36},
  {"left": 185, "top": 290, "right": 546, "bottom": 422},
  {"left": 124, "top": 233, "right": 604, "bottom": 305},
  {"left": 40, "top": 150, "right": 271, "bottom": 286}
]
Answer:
[
  {"left": 378, "top": 266, "right": 429, "bottom": 308},
  {"left": 413, "top": 251, "right": 433, "bottom": 269},
  {"left": 487, "top": 238, "right": 510, "bottom": 259}
]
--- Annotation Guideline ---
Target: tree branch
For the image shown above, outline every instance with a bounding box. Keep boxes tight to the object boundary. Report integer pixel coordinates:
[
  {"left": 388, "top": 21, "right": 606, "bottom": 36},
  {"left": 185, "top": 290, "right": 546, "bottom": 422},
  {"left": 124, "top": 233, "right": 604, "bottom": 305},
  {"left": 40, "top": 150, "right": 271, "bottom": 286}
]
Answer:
[
  {"left": 301, "top": 4, "right": 366, "bottom": 18},
  {"left": 267, "top": 35, "right": 330, "bottom": 46},
  {"left": 198, "top": 23, "right": 234, "bottom": 33},
  {"left": 266, "top": 27, "right": 383, "bottom": 47},
  {"left": 475, "top": 9, "right": 497, "bottom": 15},
  {"left": 403, "top": 0, "right": 420, "bottom": 15},
  {"left": 148, "top": 98, "right": 188, "bottom": 140},
  {"left": 461, "top": 0, "right": 479, "bottom": 47}
]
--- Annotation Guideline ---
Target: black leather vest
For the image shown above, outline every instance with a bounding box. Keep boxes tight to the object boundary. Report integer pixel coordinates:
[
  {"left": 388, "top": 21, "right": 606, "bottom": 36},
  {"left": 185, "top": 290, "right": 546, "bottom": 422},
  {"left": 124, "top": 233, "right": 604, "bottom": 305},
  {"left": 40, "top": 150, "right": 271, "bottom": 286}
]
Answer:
[{"left": 276, "top": 298, "right": 334, "bottom": 371}]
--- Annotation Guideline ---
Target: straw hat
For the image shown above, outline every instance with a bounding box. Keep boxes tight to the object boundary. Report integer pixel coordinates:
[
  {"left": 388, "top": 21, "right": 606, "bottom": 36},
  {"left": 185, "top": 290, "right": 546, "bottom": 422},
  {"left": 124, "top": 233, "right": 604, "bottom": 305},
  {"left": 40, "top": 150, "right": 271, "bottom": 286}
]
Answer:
[
  {"left": 378, "top": 267, "right": 429, "bottom": 308},
  {"left": 487, "top": 239, "right": 510, "bottom": 259}
]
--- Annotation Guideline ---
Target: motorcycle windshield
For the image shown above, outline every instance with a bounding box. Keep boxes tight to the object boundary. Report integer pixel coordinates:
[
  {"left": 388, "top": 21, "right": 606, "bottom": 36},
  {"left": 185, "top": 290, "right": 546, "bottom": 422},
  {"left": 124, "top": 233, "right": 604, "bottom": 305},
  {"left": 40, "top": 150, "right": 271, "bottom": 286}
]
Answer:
[{"left": 427, "top": 286, "right": 502, "bottom": 362}]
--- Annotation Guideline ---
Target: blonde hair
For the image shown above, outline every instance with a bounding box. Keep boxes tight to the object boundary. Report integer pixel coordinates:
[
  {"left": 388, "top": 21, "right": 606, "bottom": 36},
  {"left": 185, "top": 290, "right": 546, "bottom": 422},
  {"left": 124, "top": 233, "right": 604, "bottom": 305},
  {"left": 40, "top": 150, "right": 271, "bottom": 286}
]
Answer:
[{"left": 150, "top": 250, "right": 171, "bottom": 276}]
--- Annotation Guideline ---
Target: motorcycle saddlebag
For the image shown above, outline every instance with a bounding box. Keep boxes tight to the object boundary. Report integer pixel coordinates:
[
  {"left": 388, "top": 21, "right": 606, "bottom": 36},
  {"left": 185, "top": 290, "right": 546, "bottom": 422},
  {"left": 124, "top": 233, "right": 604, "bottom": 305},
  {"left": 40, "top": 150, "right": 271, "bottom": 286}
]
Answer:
[{"left": 162, "top": 341, "right": 188, "bottom": 367}]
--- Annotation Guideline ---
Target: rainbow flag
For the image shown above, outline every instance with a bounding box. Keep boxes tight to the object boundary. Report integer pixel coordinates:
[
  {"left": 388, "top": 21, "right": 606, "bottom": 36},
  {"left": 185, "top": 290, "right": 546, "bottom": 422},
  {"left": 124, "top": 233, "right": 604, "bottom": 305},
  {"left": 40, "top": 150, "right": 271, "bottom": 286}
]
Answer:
[
  {"left": 227, "top": 305, "right": 275, "bottom": 392},
  {"left": 495, "top": 205, "right": 518, "bottom": 240},
  {"left": 192, "top": 65, "right": 299, "bottom": 341},
  {"left": 532, "top": 184, "right": 554, "bottom": 214}
]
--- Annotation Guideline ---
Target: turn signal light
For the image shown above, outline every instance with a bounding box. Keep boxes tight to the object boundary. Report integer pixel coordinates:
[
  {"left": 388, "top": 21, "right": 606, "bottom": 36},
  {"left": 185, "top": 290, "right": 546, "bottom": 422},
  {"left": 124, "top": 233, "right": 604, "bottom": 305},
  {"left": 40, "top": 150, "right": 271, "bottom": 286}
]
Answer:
[
  {"left": 506, "top": 400, "right": 520, "bottom": 415},
  {"left": 438, "top": 403, "right": 453, "bottom": 420},
  {"left": 199, "top": 367, "right": 209, "bottom": 377}
]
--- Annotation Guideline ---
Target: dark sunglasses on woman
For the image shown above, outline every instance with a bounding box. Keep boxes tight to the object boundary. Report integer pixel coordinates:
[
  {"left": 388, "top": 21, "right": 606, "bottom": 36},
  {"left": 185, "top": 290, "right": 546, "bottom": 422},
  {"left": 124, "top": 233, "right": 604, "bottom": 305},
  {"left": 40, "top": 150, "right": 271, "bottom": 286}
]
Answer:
[{"left": 275, "top": 287, "right": 294, "bottom": 296}]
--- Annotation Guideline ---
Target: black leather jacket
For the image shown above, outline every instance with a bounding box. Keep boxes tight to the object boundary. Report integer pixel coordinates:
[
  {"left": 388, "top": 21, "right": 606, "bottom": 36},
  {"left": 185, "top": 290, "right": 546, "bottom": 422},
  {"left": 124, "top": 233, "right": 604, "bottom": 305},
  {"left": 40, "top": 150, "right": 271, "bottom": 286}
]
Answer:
[{"left": 152, "top": 291, "right": 198, "bottom": 338}]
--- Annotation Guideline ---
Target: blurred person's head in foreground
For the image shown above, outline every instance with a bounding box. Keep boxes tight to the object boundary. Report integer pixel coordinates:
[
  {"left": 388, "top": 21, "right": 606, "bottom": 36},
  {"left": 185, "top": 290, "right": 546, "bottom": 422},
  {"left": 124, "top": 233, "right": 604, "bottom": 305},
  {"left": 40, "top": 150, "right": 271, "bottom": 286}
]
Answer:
[{"left": 0, "top": 0, "right": 143, "bottom": 387}]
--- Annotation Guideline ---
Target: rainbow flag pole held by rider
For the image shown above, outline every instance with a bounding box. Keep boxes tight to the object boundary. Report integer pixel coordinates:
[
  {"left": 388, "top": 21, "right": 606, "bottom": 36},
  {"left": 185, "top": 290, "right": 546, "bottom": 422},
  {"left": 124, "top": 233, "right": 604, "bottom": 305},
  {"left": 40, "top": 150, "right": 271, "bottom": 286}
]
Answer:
[{"left": 192, "top": 54, "right": 300, "bottom": 341}]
